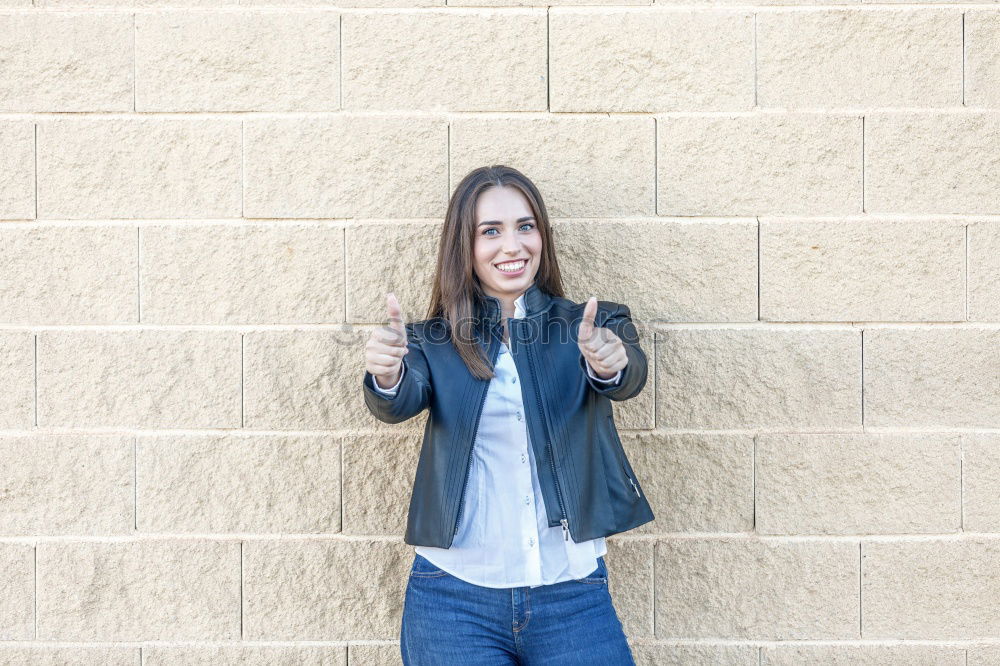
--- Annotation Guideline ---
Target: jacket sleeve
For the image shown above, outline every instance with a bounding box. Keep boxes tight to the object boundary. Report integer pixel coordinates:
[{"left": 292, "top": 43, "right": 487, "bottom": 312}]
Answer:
[
  {"left": 578, "top": 303, "right": 647, "bottom": 401},
  {"left": 363, "top": 322, "right": 433, "bottom": 423}
]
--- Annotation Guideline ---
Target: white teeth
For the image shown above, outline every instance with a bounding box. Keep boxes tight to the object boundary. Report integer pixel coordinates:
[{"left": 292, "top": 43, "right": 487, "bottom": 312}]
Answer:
[{"left": 496, "top": 260, "right": 526, "bottom": 273}]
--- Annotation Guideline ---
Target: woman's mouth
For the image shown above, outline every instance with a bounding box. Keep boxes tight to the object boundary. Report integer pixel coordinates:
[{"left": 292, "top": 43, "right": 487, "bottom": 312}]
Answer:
[{"left": 494, "top": 259, "right": 527, "bottom": 277}]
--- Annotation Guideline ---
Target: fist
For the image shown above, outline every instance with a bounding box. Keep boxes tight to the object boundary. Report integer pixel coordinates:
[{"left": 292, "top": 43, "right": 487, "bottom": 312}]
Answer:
[
  {"left": 365, "top": 292, "right": 410, "bottom": 390},
  {"left": 577, "top": 297, "right": 627, "bottom": 380}
]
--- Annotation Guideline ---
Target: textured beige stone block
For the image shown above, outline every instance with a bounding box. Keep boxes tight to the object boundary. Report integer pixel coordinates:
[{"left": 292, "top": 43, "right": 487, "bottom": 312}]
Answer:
[
  {"left": 136, "top": 11, "right": 339, "bottom": 111},
  {"left": 343, "top": 10, "right": 546, "bottom": 111},
  {"left": 244, "top": 116, "right": 447, "bottom": 219},
  {"left": 969, "top": 220, "right": 1000, "bottom": 321},
  {"left": 963, "top": 434, "right": 1000, "bottom": 531},
  {"left": 346, "top": 220, "right": 440, "bottom": 324},
  {"left": 37, "top": 118, "right": 241, "bottom": 219},
  {"left": 0, "top": 543, "right": 33, "bottom": 640},
  {"left": 0, "top": 648, "right": 137, "bottom": 666},
  {"left": 243, "top": 538, "right": 409, "bottom": 639},
  {"left": 137, "top": 434, "right": 341, "bottom": 534},
  {"left": 0, "top": 121, "right": 34, "bottom": 220},
  {"left": 0, "top": 12, "right": 131, "bottom": 112},
  {"left": 632, "top": 645, "right": 756, "bottom": 666},
  {"left": 624, "top": 433, "right": 752, "bottom": 534},
  {"left": 762, "top": 645, "right": 964, "bottom": 665},
  {"left": 656, "top": 328, "right": 861, "bottom": 429},
  {"left": 0, "top": 434, "right": 132, "bottom": 536},
  {"left": 760, "top": 218, "right": 965, "bottom": 322},
  {"left": 37, "top": 539, "right": 240, "bottom": 641},
  {"left": 655, "top": 537, "right": 859, "bottom": 639},
  {"left": 758, "top": 9, "right": 961, "bottom": 108},
  {"left": 604, "top": 537, "right": 654, "bottom": 639},
  {"left": 970, "top": 646, "right": 1000, "bottom": 666},
  {"left": 966, "top": 11, "right": 1000, "bottom": 108},
  {"left": 346, "top": 645, "right": 399, "bottom": 665},
  {"left": 550, "top": 9, "right": 753, "bottom": 112},
  {"left": 865, "top": 112, "right": 1000, "bottom": 214},
  {"left": 451, "top": 115, "right": 655, "bottom": 217},
  {"left": 37, "top": 330, "right": 241, "bottom": 428},
  {"left": 864, "top": 328, "right": 1000, "bottom": 428},
  {"left": 0, "top": 332, "right": 33, "bottom": 428},
  {"left": 141, "top": 223, "right": 344, "bottom": 324},
  {"left": 554, "top": 219, "right": 757, "bottom": 322},
  {"left": 341, "top": 432, "right": 418, "bottom": 536},
  {"left": 659, "top": 114, "right": 862, "bottom": 216},
  {"left": 756, "top": 433, "right": 961, "bottom": 535},
  {"left": 0, "top": 225, "right": 136, "bottom": 324},
  {"left": 863, "top": 538, "right": 1000, "bottom": 638},
  {"left": 144, "top": 646, "right": 346, "bottom": 665}
]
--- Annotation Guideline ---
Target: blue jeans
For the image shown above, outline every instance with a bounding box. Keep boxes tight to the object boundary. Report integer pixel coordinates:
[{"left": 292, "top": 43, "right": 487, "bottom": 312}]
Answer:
[{"left": 400, "top": 553, "right": 636, "bottom": 665}]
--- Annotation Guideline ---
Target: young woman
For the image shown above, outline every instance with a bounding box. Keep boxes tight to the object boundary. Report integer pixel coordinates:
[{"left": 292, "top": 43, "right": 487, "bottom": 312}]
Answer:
[{"left": 362, "top": 165, "right": 654, "bottom": 665}]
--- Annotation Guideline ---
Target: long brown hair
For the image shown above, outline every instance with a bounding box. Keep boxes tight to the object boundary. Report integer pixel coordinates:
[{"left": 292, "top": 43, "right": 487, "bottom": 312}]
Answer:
[{"left": 423, "top": 165, "right": 565, "bottom": 381}]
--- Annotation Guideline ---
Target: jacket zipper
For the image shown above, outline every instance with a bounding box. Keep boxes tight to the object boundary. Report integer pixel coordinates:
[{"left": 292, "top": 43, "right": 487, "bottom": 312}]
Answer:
[
  {"left": 453, "top": 329, "right": 501, "bottom": 538},
  {"left": 609, "top": 415, "right": 641, "bottom": 498},
  {"left": 524, "top": 324, "right": 570, "bottom": 541}
]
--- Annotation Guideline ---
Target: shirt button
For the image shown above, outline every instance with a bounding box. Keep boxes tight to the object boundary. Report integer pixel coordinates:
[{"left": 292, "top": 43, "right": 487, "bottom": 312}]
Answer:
[
  {"left": 528, "top": 537, "right": 535, "bottom": 546},
  {"left": 512, "top": 376, "right": 517, "bottom": 384},
  {"left": 516, "top": 411, "right": 522, "bottom": 421},
  {"left": 521, "top": 453, "right": 526, "bottom": 463},
  {"left": 524, "top": 495, "right": 530, "bottom": 505}
]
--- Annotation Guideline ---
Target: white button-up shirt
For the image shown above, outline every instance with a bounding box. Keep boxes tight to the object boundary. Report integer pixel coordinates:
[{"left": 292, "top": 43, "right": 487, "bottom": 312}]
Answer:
[{"left": 373, "top": 292, "right": 620, "bottom": 588}]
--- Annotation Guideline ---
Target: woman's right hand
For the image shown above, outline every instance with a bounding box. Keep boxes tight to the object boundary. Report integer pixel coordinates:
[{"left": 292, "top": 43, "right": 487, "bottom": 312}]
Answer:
[{"left": 365, "top": 292, "right": 410, "bottom": 390}]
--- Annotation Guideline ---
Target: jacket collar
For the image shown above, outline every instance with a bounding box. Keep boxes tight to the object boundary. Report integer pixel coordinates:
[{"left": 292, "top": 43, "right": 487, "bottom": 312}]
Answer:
[{"left": 476, "top": 281, "right": 551, "bottom": 328}]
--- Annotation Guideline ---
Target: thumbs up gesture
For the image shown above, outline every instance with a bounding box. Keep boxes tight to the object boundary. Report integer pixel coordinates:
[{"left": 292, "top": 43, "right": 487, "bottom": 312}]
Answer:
[
  {"left": 578, "top": 297, "right": 627, "bottom": 380},
  {"left": 365, "top": 292, "right": 410, "bottom": 389}
]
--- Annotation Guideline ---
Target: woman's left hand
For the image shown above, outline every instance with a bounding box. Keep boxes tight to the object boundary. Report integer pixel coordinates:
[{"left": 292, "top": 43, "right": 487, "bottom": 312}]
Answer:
[{"left": 578, "top": 297, "right": 628, "bottom": 380}]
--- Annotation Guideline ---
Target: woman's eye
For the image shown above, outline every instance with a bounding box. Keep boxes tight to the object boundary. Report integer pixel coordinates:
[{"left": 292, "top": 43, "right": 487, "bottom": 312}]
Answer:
[
  {"left": 482, "top": 223, "right": 535, "bottom": 236},
  {"left": 520, "top": 223, "right": 535, "bottom": 231}
]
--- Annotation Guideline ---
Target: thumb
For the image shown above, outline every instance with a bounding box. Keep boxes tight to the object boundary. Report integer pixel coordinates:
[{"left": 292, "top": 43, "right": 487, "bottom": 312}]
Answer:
[
  {"left": 386, "top": 292, "right": 407, "bottom": 344},
  {"left": 579, "top": 297, "right": 597, "bottom": 344}
]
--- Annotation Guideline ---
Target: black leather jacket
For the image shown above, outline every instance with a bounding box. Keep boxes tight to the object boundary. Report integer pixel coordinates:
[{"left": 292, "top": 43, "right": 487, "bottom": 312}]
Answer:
[{"left": 362, "top": 282, "right": 655, "bottom": 548}]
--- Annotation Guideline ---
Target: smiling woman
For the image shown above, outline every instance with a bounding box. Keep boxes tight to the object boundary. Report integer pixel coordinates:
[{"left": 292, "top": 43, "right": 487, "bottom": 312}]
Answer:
[{"left": 361, "top": 165, "right": 650, "bottom": 665}]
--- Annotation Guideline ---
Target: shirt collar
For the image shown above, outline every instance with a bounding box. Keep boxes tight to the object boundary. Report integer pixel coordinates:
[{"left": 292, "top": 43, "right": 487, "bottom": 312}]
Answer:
[{"left": 513, "top": 292, "right": 527, "bottom": 319}]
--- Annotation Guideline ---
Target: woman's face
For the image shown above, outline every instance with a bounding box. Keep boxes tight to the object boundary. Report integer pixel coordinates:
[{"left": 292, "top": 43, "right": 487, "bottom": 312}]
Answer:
[{"left": 472, "top": 186, "right": 543, "bottom": 303}]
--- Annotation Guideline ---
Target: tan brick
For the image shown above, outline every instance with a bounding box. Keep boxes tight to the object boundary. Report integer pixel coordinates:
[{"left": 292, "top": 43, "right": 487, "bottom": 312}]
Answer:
[
  {"left": 0, "top": 225, "right": 136, "bottom": 324},
  {"left": 632, "top": 645, "right": 756, "bottom": 666},
  {"left": 0, "top": 12, "right": 131, "bottom": 112},
  {"left": 863, "top": 538, "right": 1000, "bottom": 638},
  {"left": 550, "top": 9, "right": 752, "bottom": 112},
  {"left": 141, "top": 223, "right": 344, "bottom": 325},
  {"left": 37, "top": 539, "right": 240, "bottom": 641},
  {"left": 969, "top": 220, "right": 1000, "bottom": 321},
  {"left": 966, "top": 10, "right": 1000, "bottom": 108},
  {"left": 554, "top": 219, "right": 758, "bottom": 323},
  {"left": 452, "top": 116, "right": 655, "bottom": 217},
  {"left": 863, "top": 328, "right": 1000, "bottom": 428},
  {"left": 604, "top": 537, "right": 654, "bottom": 639},
  {"left": 762, "top": 645, "right": 964, "bottom": 665},
  {"left": 144, "top": 646, "right": 346, "bottom": 665},
  {"left": 346, "top": 644, "right": 399, "bottom": 665},
  {"left": 346, "top": 220, "right": 440, "bottom": 324},
  {"left": 37, "top": 330, "right": 241, "bottom": 428},
  {"left": 341, "top": 432, "right": 418, "bottom": 536},
  {"left": 0, "top": 648, "right": 137, "bottom": 666},
  {"left": 658, "top": 114, "right": 862, "bottom": 215},
  {"left": 760, "top": 218, "right": 965, "bottom": 322},
  {"left": 656, "top": 328, "right": 861, "bottom": 429},
  {"left": 136, "top": 11, "right": 339, "bottom": 111},
  {"left": 243, "top": 538, "right": 409, "bottom": 640},
  {"left": 970, "top": 646, "right": 1000, "bottom": 666},
  {"left": 137, "top": 434, "right": 341, "bottom": 534},
  {"left": 758, "top": 9, "right": 961, "bottom": 107},
  {"left": 244, "top": 116, "right": 447, "bottom": 219},
  {"left": 0, "top": 121, "right": 34, "bottom": 220},
  {"left": 0, "top": 434, "right": 132, "bottom": 536},
  {"left": 0, "top": 332, "right": 33, "bottom": 428},
  {"left": 624, "top": 433, "right": 753, "bottom": 534},
  {"left": 757, "top": 433, "right": 961, "bottom": 535},
  {"left": 343, "top": 10, "right": 546, "bottom": 111},
  {"left": 37, "top": 118, "right": 241, "bottom": 219},
  {"left": 655, "top": 537, "right": 859, "bottom": 639},
  {"left": 865, "top": 112, "right": 1000, "bottom": 214},
  {"left": 963, "top": 434, "right": 1000, "bottom": 531},
  {"left": 0, "top": 543, "right": 33, "bottom": 640}
]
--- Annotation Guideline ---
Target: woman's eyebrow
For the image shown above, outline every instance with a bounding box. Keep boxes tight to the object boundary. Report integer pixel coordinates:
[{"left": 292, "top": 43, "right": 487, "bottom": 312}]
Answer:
[{"left": 477, "top": 216, "right": 536, "bottom": 226}]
